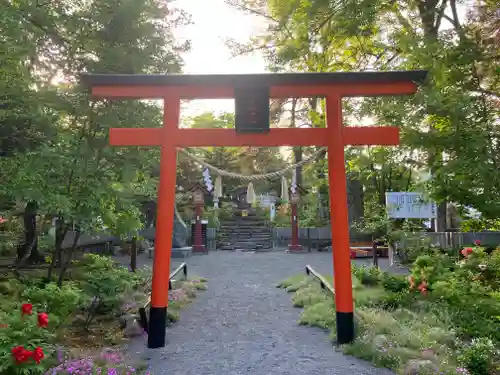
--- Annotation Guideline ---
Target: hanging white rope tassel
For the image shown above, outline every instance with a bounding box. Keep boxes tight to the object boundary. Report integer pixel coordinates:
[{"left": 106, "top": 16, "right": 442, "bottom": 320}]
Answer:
[
  {"left": 281, "top": 176, "right": 289, "bottom": 203},
  {"left": 291, "top": 169, "right": 297, "bottom": 194},
  {"left": 213, "top": 176, "right": 222, "bottom": 208},
  {"left": 202, "top": 167, "right": 213, "bottom": 192},
  {"left": 246, "top": 182, "right": 256, "bottom": 205}
]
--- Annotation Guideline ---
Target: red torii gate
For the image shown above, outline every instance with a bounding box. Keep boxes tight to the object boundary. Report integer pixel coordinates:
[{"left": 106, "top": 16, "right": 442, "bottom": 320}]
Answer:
[{"left": 82, "top": 70, "right": 427, "bottom": 349}]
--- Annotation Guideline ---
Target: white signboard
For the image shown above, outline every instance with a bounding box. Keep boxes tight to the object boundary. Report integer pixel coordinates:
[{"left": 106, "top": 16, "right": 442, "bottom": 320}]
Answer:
[{"left": 386, "top": 192, "right": 437, "bottom": 219}]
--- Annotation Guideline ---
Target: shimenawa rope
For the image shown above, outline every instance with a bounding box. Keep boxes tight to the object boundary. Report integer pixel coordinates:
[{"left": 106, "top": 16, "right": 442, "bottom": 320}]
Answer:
[{"left": 177, "top": 147, "right": 326, "bottom": 181}]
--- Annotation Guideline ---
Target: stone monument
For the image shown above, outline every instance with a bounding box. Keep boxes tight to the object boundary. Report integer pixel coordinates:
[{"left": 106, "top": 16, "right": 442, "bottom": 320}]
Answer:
[
  {"left": 145, "top": 204, "right": 191, "bottom": 258},
  {"left": 171, "top": 204, "right": 192, "bottom": 258}
]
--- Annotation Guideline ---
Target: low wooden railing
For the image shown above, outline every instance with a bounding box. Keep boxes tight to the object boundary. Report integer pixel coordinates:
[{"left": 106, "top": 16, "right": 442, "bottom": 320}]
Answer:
[
  {"left": 138, "top": 262, "right": 188, "bottom": 333},
  {"left": 305, "top": 265, "right": 335, "bottom": 296}
]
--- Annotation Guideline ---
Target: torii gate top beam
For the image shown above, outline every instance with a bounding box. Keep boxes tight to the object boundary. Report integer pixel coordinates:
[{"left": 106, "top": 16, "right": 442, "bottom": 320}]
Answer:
[{"left": 81, "top": 70, "right": 428, "bottom": 99}]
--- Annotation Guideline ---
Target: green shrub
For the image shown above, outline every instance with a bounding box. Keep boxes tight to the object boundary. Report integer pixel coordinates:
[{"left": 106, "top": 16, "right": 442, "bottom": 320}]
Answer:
[
  {"left": 0, "top": 279, "right": 22, "bottom": 297},
  {"left": 380, "top": 273, "right": 408, "bottom": 293},
  {"left": 76, "top": 254, "right": 141, "bottom": 328},
  {"left": 299, "top": 301, "right": 336, "bottom": 329},
  {"left": 276, "top": 274, "right": 308, "bottom": 292},
  {"left": 482, "top": 249, "right": 500, "bottom": 289},
  {"left": 352, "top": 265, "right": 382, "bottom": 286},
  {"left": 281, "top": 251, "right": 500, "bottom": 374},
  {"left": 292, "top": 285, "right": 328, "bottom": 307},
  {"left": 354, "top": 287, "right": 388, "bottom": 307},
  {"left": 22, "top": 282, "right": 83, "bottom": 320},
  {"left": 0, "top": 304, "right": 56, "bottom": 374},
  {"left": 167, "top": 308, "right": 180, "bottom": 323},
  {"left": 376, "top": 291, "right": 413, "bottom": 310},
  {"left": 427, "top": 250, "right": 500, "bottom": 342},
  {"left": 458, "top": 338, "right": 499, "bottom": 375},
  {"left": 206, "top": 207, "right": 220, "bottom": 229},
  {"left": 217, "top": 202, "right": 234, "bottom": 221}
]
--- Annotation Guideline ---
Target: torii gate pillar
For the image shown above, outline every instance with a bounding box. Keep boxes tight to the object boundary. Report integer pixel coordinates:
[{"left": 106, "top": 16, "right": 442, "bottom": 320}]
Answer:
[{"left": 82, "top": 70, "right": 427, "bottom": 349}]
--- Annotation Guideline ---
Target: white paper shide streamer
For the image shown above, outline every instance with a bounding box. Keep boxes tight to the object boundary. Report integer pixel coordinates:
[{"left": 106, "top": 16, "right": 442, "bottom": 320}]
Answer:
[
  {"left": 246, "top": 182, "right": 256, "bottom": 204},
  {"left": 202, "top": 167, "right": 213, "bottom": 192},
  {"left": 281, "top": 176, "right": 289, "bottom": 203},
  {"left": 213, "top": 176, "right": 222, "bottom": 208},
  {"left": 291, "top": 169, "right": 297, "bottom": 194},
  {"left": 214, "top": 176, "right": 222, "bottom": 198}
]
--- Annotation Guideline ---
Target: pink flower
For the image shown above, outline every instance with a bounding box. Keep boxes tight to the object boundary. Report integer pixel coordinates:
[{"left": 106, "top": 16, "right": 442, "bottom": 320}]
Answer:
[
  {"left": 474, "top": 240, "right": 481, "bottom": 246},
  {"left": 461, "top": 247, "right": 473, "bottom": 257}
]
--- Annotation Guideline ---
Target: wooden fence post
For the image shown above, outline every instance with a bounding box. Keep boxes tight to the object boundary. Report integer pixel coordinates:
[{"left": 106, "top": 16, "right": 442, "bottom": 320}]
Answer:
[
  {"left": 372, "top": 239, "right": 379, "bottom": 268},
  {"left": 130, "top": 236, "right": 137, "bottom": 272}
]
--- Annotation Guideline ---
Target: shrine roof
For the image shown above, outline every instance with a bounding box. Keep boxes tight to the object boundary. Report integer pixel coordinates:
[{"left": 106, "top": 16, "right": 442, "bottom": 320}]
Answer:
[{"left": 81, "top": 70, "right": 428, "bottom": 88}]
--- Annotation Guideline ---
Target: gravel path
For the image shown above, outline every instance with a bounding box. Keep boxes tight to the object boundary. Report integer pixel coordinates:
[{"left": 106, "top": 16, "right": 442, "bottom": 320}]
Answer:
[{"left": 124, "top": 250, "right": 399, "bottom": 375}]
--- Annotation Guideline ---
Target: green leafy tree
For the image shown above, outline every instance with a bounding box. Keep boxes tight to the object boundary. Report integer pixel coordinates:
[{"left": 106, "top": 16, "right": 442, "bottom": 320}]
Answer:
[
  {"left": 0, "top": 0, "right": 190, "bottom": 280},
  {"left": 228, "top": 0, "right": 500, "bottom": 225}
]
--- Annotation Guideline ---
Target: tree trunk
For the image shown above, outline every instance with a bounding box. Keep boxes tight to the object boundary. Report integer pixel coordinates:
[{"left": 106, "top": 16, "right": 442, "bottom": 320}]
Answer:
[
  {"left": 417, "top": 0, "right": 448, "bottom": 232},
  {"left": 307, "top": 97, "right": 329, "bottom": 219},
  {"left": 47, "top": 218, "right": 68, "bottom": 281},
  {"left": 17, "top": 201, "right": 44, "bottom": 263},
  {"left": 436, "top": 203, "right": 447, "bottom": 232},
  {"left": 57, "top": 229, "right": 81, "bottom": 287},
  {"left": 130, "top": 236, "right": 137, "bottom": 272},
  {"left": 142, "top": 200, "right": 156, "bottom": 228},
  {"left": 290, "top": 99, "right": 303, "bottom": 187},
  {"left": 346, "top": 175, "right": 364, "bottom": 235}
]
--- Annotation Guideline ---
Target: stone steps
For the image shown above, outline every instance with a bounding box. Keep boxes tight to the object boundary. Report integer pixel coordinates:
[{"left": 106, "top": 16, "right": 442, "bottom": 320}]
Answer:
[
  {"left": 219, "top": 225, "right": 270, "bottom": 229},
  {"left": 218, "top": 235, "right": 270, "bottom": 238},
  {"left": 218, "top": 239, "right": 272, "bottom": 246},
  {"left": 217, "top": 208, "right": 273, "bottom": 251},
  {"left": 219, "top": 226, "right": 270, "bottom": 231},
  {"left": 221, "top": 219, "right": 266, "bottom": 224},
  {"left": 220, "top": 238, "right": 271, "bottom": 241},
  {"left": 219, "top": 229, "right": 271, "bottom": 234},
  {"left": 219, "top": 243, "right": 273, "bottom": 252},
  {"left": 219, "top": 237, "right": 272, "bottom": 242},
  {"left": 219, "top": 230, "right": 270, "bottom": 235}
]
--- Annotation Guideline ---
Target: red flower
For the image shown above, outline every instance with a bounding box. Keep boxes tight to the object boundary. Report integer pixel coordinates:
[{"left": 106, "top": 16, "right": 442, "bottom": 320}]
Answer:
[
  {"left": 474, "top": 240, "right": 481, "bottom": 246},
  {"left": 32, "top": 347, "right": 44, "bottom": 364},
  {"left": 21, "top": 303, "right": 33, "bottom": 315},
  {"left": 37, "top": 312, "right": 49, "bottom": 328},
  {"left": 11, "top": 346, "right": 33, "bottom": 364},
  {"left": 461, "top": 247, "right": 473, "bottom": 257},
  {"left": 418, "top": 280, "right": 428, "bottom": 296}
]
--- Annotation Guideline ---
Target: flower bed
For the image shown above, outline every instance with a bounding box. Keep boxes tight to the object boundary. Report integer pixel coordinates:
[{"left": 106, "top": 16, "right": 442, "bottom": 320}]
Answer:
[
  {"left": 278, "top": 243, "right": 500, "bottom": 375},
  {"left": 166, "top": 278, "right": 208, "bottom": 323},
  {"left": 0, "top": 254, "right": 207, "bottom": 374}
]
